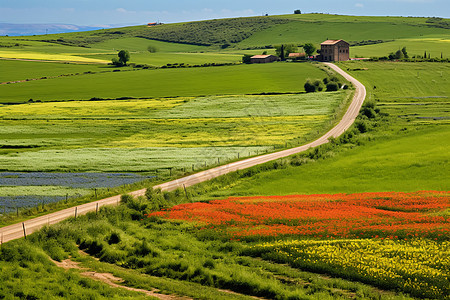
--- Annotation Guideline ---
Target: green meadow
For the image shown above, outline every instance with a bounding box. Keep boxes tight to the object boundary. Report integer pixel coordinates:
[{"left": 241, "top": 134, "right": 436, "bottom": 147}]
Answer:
[
  {"left": 189, "top": 61, "right": 450, "bottom": 198},
  {"left": 0, "top": 63, "right": 325, "bottom": 103},
  {"left": 0, "top": 60, "right": 110, "bottom": 83},
  {"left": 0, "top": 92, "right": 348, "bottom": 172}
]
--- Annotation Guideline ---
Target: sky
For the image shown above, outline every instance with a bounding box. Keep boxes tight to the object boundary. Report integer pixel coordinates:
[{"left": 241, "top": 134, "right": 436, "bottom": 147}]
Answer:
[{"left": 0, "top": 0, "right": 448, "bottom": 26}]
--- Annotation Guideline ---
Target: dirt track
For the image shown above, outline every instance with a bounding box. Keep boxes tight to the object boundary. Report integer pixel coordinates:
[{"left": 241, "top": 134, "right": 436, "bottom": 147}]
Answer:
[{"left": 0, "top": 63, "right": 366, "bottom": 244}]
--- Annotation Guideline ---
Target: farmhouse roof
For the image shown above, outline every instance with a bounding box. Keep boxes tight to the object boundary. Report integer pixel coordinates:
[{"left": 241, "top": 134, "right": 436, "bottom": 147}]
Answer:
[
  {"left": 288, "top": 52, "right": 305, "bottom": 57},
  {"left": 321, "top": 40, "right": 348, "bottom": 45},
  {"left": 251, "top": 55, "right": 274, "bottom": 59}
]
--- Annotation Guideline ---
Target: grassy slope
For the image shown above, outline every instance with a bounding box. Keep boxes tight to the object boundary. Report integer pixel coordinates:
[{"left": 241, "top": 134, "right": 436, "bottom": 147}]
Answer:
[
  {"left": 215, "top": 127, "right": 449, "bottom": 196},
  {"left": 194, "top": 61, "right": 450, "bottom": 197},
  {"left": 0, "top": 60, "right": 111, "bottom": 83},
  {"left": 1, "top": 14, "right": 448, "bottom": 66},
  {"left": 0, "top": 63, "right": 324, "bottom": 103}
]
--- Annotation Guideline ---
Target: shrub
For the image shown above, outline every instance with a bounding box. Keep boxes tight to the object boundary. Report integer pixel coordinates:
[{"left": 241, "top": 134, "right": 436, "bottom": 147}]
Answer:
[
  {"left": 120, "top": 194, "right": 133, "bottom": 204},
  {"left": 108, "top": 232, "right": 121, "bottom": 245},
  {"left": 242, "top": 54, "right": 252, "bottom": 64},
  {"left": 304, "top": 80, "right": 316, "bottom": 93},
  {"left": 355, "top": 120, "right": 369, "bottom": 133},
  {"left": 326, "top": 82, "right": 339, "bottom": 91}
]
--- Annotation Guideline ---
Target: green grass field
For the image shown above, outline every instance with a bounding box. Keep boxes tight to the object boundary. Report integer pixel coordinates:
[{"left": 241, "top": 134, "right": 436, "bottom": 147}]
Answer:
[
  {"left": 0, "top": 63, "right": 326, "bottom": 103},
  {"left": 0, "top": 92, "right": 347, "bottom": 172},
  {"left": 207, "top": 126, "right": 449, "bottom": 196},
  {"left": 0, "top": 60, "right": 112, "bottom": 83},
  {"left": 189, "top": 61, "right": 450, "bottom": 198}
]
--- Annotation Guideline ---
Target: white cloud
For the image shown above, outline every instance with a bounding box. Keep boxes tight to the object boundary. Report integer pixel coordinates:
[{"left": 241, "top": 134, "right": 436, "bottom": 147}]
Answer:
[
  {"left": 355, "top": 3, "right": 364, "bottom": 7},
  {"left": 116, "top": 8, "right": 136, "bottom": 14}
]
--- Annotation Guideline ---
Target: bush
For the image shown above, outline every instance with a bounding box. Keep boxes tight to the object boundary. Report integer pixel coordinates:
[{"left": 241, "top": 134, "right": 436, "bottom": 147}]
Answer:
[
  {"left": 120, "top": 194, "right": 133, "bottom": 204},
  {"left": 304, "top": 80, "right": 316, "bottom": 93},
  {"left": 242, "top": 54, "right": 252, "bottom": 64},
  {"left": 108, "top": 232, "right": 121, "bottom": 245},
  {"left": 355, "top": 120, "right": 369, "bottom": 133},
  {"left": 147, "top": 45, "right": 158, "bottom": 53},
  {"left": 326, "top": 82, "right": 339, "bottom": 91},
  {"left": 313, "top": 79, "right": 324, "bottom": 91}
]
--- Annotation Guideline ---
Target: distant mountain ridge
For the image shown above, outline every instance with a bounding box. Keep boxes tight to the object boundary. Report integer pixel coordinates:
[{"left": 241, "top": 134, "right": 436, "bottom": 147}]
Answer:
[{"left": 0, "top": 23, "right": 105, "bottom": 36}]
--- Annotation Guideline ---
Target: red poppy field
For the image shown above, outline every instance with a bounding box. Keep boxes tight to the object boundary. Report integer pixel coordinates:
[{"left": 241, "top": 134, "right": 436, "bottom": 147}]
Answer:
[
  {"left": 148, "top": 191, "right": 449, "bottom": 240},
  {"left": 148, "top": 191, "right": 450, "bottom": 298}
]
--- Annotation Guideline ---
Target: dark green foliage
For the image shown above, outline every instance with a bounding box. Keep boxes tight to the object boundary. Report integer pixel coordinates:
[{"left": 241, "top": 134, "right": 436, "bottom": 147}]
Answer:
[
  {"left": 108, "top": 232, "right": 121, "bottom": 245},
  {"left": 326, "top": 82, "right": 339, "bottom": 91},
  {"left": 304, "top": 80, "right": 316, "bottom": 93},
  {"left": 242, "top": 54, "right": 252, "bottom": 64},
  {"left": 303, "top": 43, "right": 316, "bottom": 57},
  {"left": 120, "top": 194, "right": 133, "bottom": 204},
  {"left": 294, "top": 9, "right": 302, "bottom": 14},
  {"left": 147, "top": 45, "right": 158, "bottom": 53},
  {"left": 313, "top": 79, "right": 324, "bottom": 91},
  {"left": 355, "top": 120, "right": 369, "bottom": 133},
  {"left": 401, "top": 47, "right": 408, "bottom": 58},
  {"left": 111, "top": 49, "right": 130, "bottom": 66},
  {"left": 118, "top": 50, "right": 130, "bottom": 64},
  {"left": 275, "top": 44, "right": 298, "bottom": 59}
]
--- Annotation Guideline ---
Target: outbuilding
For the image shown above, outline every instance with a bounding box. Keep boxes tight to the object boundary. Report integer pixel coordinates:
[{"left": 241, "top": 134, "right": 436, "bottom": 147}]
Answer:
[
  {"left": 250, "top": 55, "right": 278, "bottom": 64},
  {"left": 319, "top": 40, "right": 350, "bottom": 61},
  {"left": 288, "top": 52, "right": 306, "bottom": 59}
]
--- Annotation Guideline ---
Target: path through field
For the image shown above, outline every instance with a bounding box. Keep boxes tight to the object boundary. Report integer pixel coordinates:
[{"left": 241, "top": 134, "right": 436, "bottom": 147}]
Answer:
[{"left": 0, "top": 63, "right": 366, "bottom": 244}]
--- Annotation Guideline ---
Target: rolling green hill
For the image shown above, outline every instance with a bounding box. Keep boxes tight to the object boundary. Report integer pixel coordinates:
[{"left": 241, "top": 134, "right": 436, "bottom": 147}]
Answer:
[{"left": 1, "top": 13, "right": 448, "bottom": 65}]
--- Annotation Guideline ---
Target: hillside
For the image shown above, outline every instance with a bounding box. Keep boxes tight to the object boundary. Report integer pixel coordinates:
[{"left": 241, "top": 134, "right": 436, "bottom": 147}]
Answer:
[{"left": 3, "top": 13, "right": 447, "bottom": 60}]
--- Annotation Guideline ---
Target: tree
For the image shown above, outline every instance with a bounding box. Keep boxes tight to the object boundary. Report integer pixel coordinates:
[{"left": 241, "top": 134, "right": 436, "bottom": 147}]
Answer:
[
  {"left": 242, "top": 54, "right": 252, "bottom": 64},
  {"left": 112, "top": 50, "right": 130, "bottom": 66},
  {"left": 401, "top": 47, "right": 408, "bottom": 58},
  {"left": 304, "top": 80, "right": 316, "bottom": 93},
  {"left": 303, "top": 43, "right": 316, "bottom": 58},
  {"left": 280, "top": 44, "right": 285, "bottom": 60},
  {"left": 326, "top": 82, "right": 339, "bottom": 92},
  {"left": 294, "top": 9, "right": 301, "bottom": 14},
  {"left": 118, "top": 50, "right": 130, "bottom": 65},
  {"left": 275, "top": 44, "right": 298, "bottom": 60},
  {"left": 395, "top": 49, "right": 404, "bottom": 59}
]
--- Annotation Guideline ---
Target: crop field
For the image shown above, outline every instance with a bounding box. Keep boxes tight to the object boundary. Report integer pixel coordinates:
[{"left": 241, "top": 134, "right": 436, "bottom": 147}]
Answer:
[
  {"left": 350, "top": 36, "right": 450, "bottom": 59},
  {"left": 0, "top": 63, "right": 327, "bottom": 103},
  {"left": 3, "top": 191, "right": 444, "bottom": 299},
  {"left": 0, "top": 93, "right": 347, "bottom": 172},
  {"left": 0, "top": 60, "right": 113, "bottom": 83},
  {"left": 0, "top": 172, "right": 153, "bottom": 213},
  {"left": 149, "top": 191, "right": 450, "bottom": 299}
]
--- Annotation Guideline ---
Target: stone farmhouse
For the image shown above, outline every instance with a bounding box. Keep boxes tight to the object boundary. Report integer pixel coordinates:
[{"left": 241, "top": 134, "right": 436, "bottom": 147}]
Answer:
[
  {"left": 250, "top": 54, "right": 278, "bottom": 63},
  {"left": 319, "top": 40, "right": 350, "bottom": 61}
]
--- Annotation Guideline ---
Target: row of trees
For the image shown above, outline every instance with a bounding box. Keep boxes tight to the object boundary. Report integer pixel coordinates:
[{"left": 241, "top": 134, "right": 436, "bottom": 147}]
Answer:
[
  {"left": 275, "top": 43, "right": 316, "bottom": 59},
  {"left": 304, "top": 76, "right": 347, "bottom": 93}
]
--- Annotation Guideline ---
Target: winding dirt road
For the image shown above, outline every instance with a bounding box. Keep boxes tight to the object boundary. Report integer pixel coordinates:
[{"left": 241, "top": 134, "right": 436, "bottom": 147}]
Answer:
[{"left": 0, "top": 63, "right": 366, "bottom": 244}]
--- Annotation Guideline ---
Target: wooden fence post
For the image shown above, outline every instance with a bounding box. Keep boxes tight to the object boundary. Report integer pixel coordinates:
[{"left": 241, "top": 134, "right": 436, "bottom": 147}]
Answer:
[
  {"left": 183, "top": 184, "right": 189, "bottom": 201},
  {"left": 22, "top": 222, "right": 26, "bottom": 239}
]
